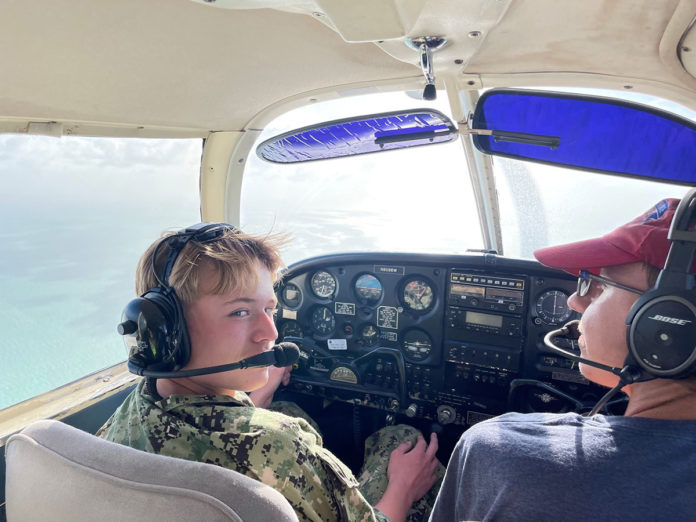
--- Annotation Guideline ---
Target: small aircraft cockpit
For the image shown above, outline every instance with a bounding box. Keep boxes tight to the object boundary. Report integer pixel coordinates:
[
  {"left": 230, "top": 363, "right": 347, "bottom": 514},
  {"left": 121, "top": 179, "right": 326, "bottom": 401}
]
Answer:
[{"left": 2, "top": 0, "right": 696, "bottom": 519}]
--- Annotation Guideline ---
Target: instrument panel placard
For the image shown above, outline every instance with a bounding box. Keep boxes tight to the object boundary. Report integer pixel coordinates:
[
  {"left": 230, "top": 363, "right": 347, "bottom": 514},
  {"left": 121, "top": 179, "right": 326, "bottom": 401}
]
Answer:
[
  {"left": 377, "top": 306, "right": 399, "bottom": 329},
  {"left": 335, "top": 302, "right": 356, "bottom": 315}
]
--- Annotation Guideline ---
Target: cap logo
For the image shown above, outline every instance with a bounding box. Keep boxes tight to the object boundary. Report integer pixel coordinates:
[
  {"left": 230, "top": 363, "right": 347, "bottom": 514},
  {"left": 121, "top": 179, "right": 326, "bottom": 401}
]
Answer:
[{"left": 643, "top": 200, "right": 669, "bottom": 222}]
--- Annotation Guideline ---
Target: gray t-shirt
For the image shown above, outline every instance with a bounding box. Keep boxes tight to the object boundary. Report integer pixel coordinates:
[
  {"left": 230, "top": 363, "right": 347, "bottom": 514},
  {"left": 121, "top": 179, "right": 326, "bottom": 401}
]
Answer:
[{"left": 430, "top": 412, "right": 696, "bottom": 521}]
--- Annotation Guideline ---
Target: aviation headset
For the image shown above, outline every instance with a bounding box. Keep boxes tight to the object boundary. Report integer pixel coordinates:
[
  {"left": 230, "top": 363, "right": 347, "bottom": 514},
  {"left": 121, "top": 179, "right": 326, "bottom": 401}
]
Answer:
[
  {"left": 625, "top": 189, "right": 696, "bottom": 379},
  {"left": 118, "top": 222, "right": 236, "bottom": 375}
]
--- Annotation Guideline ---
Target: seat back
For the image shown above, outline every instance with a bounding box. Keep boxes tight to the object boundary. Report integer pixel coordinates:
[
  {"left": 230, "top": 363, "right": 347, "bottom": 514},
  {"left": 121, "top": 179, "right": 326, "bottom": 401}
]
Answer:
[{"left": 4, "top": 419, "right": 298, "bottom": 522}]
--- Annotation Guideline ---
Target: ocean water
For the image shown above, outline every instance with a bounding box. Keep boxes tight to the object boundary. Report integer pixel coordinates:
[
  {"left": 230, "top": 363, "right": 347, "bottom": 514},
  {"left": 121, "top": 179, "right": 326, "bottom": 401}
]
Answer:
[{"left": 0, "top": 136, "right": 203, "bottom": 410}]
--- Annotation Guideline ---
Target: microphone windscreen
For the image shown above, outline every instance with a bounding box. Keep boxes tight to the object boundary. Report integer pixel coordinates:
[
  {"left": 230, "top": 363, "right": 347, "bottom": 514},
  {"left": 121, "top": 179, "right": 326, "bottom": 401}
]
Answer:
[{"left": 273, "top": 342, "right": 300, "bottom": 367}]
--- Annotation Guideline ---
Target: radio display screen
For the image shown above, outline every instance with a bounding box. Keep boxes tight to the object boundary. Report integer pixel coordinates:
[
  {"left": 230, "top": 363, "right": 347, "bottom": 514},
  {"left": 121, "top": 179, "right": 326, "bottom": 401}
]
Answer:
[
  {"left": 451, "top": 284, "right": 485, "bottom": 297},
  {"left": 465, "top": 311, "right": 503, "bottom": 328},
  {"left": 485, "top": 287, "right": 523, "bottom": 304}
]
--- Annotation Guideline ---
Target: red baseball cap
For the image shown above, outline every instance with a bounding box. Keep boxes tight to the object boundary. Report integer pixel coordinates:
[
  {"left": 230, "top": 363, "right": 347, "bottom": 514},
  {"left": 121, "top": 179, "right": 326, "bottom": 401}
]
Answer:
[{"left": 533, "top": 199, "right": 679, "bottom": 276}]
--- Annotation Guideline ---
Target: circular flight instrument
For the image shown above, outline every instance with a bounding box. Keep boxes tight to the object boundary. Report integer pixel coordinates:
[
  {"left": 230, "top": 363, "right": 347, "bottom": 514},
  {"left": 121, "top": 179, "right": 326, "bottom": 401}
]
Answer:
[
  {"left": 535, "top": 289, "right": 573, "bottom": 325},
  {"left": 310, "top": 270, "right": 337, "bottom": 298},
  {"left": 311, "top": 306, "right": 336, "bottom": 336},
  {"left": 354, "top": 274, "right": 383, "bottom": 305},
  {"left": 279, "top": 320, "right": 303, "bottom": 340},
  {"left": 360, "top": 323, "right": 380, "bottom": 347},
  {"left": 281, "top": 282, "right": 302, "bottom": 309},
  {"left": 402, "top": 278, "right": 434, "bottom": 311},
  {"left": 402, "top": 329, "right": 432, "bottom": 362}
]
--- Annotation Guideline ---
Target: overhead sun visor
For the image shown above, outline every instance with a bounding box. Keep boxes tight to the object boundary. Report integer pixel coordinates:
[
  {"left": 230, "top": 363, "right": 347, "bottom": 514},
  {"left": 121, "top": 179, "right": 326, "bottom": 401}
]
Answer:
[
  {"left": 470, "top": 89, "right": 696, "bottom": 186},
  {"left": 256, "top": 108, "right": 457, "bottom": 163}
]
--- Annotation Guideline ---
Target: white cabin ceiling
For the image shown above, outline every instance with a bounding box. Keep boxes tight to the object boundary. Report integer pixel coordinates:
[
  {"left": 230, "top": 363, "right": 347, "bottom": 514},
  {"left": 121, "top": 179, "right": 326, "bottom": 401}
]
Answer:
[{"left": 1, "top": 0, "right": 696, "bottom": 136}]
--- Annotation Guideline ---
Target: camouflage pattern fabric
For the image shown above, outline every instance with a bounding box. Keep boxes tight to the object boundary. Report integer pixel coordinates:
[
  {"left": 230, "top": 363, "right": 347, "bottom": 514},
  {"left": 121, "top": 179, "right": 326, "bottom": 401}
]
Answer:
[
  {"left": 98, "top": 379, "right": 442, "bottom": 521},
  {"left": 98, "top": 379, "right": 387, "bottom": 521},
  {"left": 358, "top": 425, "right": 445, "bottom": 522},
  {"left": 268, "top": 400, "right": 322, "bottom": 434},
  {"left": 269, "top": 403, "right": 445, "bottom": 520}
]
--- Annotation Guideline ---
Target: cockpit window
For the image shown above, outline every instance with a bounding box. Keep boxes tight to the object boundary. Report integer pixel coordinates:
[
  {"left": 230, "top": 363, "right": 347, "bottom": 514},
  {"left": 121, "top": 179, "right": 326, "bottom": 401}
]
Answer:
[
  {"left": 241, "top": 92, "right": 484, "bottom": 265},
  {"left": 492, "top": 88, "right": 695, "bottom": 259},
  {"left": 495, "top": 158, "right": 689, "bottom": 259},
  {"left": 0, "top": 135, "right": 202, "bottom": 409}
]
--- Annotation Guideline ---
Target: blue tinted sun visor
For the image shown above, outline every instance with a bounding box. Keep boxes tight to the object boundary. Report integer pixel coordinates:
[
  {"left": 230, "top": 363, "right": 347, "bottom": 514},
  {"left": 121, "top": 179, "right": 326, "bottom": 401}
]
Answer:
[
  {"left": 256, "top": 109, "right": 457, "bottom": 163},
  {"left": 471, "top": 89, "right": 696, "bottom": 185}
]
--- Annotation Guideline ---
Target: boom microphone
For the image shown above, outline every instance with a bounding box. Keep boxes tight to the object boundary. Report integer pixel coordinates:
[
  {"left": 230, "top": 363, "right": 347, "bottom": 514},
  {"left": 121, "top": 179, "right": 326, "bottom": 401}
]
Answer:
[
  {"left": 128, "top": 342, "right": 300, "bottom": 378},
  {"left": 543, "top": 320, "right": 624, "bottom": 377},
  {"left": 545, "top": 320, "right": 650, "bottom": 415}
]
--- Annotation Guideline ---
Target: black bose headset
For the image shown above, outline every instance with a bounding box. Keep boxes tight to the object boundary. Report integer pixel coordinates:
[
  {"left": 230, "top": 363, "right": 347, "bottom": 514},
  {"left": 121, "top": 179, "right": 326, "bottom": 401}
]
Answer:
[
  {"left": 118, "top": 223, "right": 236, "bottom": 375},
  {"left": 625, "top": 188, "right": 696, "bottom": 379}
]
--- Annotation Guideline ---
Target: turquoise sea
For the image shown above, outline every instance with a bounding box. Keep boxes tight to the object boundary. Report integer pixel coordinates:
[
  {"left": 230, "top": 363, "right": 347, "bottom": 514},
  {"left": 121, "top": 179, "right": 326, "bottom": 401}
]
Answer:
[{"left": 0, "top": 136, "right": 203, "bottom": 410}]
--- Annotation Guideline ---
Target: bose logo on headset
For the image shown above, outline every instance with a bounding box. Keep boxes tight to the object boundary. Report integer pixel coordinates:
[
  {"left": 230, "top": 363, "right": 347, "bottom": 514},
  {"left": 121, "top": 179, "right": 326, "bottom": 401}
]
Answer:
[{"left": 647, "top": 314, "right": 692, "bottom": 326}]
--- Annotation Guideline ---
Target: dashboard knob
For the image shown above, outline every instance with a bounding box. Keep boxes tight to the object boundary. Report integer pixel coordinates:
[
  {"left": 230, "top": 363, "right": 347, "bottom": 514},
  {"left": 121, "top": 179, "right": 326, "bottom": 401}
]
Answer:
[
  {"left": 388, "top": 399, "right": 399, "bottom": 411},
  {"left": 405, "top": 403, "right": 418, "bottom": 417},
  {"left": 436, "top": 405, "right": 456, "bottom": 425}
]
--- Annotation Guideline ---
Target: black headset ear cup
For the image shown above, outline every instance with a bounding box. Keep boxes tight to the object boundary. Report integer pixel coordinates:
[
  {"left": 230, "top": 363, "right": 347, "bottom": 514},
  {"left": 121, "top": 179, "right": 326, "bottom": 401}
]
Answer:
[
  {"left": 123, "top": 288, "right": 191, "bottom": 372},
  {"left": 627, "top": 291, "right": 696, "bottom": 378},
  {"left": 120, "top": 222, "right": 234, "bottom": 376}
]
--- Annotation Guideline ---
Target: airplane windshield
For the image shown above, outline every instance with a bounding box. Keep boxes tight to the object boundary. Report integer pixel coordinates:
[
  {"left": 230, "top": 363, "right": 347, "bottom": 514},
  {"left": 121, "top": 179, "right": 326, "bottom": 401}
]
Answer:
[
  {"left": 242, "top": 90, "right": 692, "bottom": 264},
  {"left": 242, "top": 92, "right": 483, "bottom": 265}
]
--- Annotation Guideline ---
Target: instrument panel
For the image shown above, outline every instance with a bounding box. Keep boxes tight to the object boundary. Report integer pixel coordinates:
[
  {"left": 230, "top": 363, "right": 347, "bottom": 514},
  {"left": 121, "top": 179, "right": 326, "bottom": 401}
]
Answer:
[{"left": 275, "top": 252, "right": 601, "bottom": 428}]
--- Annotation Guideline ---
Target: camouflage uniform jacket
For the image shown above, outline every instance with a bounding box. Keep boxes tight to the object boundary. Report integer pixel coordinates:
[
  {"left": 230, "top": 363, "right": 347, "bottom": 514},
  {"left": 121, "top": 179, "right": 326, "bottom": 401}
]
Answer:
[{"left": 97, "top": 379, "right": 389, "bottom": 522}]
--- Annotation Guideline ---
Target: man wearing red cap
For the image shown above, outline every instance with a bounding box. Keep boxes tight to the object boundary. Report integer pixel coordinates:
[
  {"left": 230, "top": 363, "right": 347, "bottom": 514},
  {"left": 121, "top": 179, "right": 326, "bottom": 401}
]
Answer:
[{"left": 429, "top": 198, "right": 696, "bottom": 521}]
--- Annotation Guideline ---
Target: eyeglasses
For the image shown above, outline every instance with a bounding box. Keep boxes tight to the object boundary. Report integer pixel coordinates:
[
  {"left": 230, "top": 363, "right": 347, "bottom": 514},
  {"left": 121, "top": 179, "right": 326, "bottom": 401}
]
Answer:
[{"left": 577, "top": 270, "right": 643, "bottom": 297}]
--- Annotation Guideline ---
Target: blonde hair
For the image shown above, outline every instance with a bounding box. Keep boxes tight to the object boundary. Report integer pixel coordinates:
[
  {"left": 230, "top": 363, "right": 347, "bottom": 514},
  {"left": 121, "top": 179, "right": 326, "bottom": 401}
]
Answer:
[{"left": 135, "top": 227, "right": 286, "bottom": 304}]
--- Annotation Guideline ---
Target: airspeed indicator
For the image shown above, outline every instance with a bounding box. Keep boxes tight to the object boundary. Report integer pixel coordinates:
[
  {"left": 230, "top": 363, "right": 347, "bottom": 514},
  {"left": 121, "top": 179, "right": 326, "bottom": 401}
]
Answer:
[{"left": 311, "top": 270, "right": 337, "bottom": 298}]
